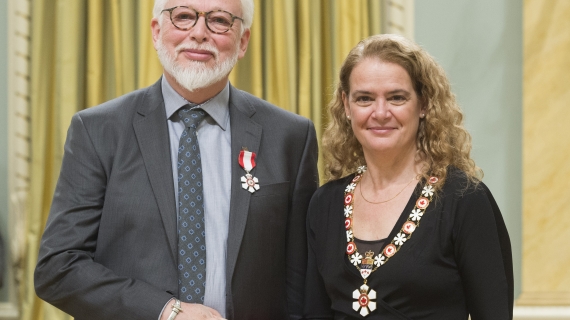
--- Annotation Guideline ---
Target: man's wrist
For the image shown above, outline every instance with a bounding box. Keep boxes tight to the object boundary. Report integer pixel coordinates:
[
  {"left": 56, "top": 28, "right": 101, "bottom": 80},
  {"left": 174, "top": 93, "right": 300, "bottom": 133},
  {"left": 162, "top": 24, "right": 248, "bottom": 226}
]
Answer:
[{"left": 166, "top": 299, "right": 183, "bottom": 320}]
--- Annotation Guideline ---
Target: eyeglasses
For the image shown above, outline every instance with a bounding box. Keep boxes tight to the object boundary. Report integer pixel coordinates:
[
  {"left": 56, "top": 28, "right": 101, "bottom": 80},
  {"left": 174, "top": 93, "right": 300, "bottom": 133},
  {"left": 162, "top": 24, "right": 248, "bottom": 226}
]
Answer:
[{"left": 161, "top": 6, "right": 244, "bottom": 34}]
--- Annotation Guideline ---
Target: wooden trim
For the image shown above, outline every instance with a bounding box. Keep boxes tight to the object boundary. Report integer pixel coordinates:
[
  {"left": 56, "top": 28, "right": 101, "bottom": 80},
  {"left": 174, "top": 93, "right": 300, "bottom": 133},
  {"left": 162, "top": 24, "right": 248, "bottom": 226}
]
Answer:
[
  {"left": 5, "top": 0, "right": 30, "bottom": 316},
  {"left": 381, "top": 0, "right": 415, "bottom": 40},
  {"left": 514, "top": 306, "right": 570, "bottom": 319},
  {"left": 0, "top": 303, "right": 19, "bottom": 320},
  {"left": 517, "top": 292, "right": 570, "bottom": 306}
]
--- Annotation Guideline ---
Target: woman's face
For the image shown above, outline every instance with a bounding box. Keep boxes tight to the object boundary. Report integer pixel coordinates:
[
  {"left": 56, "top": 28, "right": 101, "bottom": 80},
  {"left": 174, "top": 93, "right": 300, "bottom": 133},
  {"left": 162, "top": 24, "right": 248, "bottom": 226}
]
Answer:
[{"left": 343, "top": 58, "right": 424, "bottom": 158}]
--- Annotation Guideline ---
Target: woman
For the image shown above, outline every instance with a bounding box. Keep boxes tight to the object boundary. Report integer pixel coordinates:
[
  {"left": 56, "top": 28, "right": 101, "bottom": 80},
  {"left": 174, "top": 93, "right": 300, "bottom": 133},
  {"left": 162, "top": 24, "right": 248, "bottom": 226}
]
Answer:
[{"left": 304, "top": 34, "right": 513, "bottom": 319}]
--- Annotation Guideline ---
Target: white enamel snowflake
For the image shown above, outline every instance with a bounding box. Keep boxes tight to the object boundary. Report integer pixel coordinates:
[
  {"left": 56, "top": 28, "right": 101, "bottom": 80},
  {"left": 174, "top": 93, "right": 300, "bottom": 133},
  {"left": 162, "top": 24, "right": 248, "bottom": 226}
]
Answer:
[
  {"left": 350, "top": 252, "right": 363, "bottom": 265},
  {"left": 409, "top": 208, "right": 423, "bottom": 221},
  {"left": 373, "top": 254, "right": 385, "bottom": 267},
  {"left": 422, "top": 185, "right": 434, "bottom": 197},
  {"left": 345, "top": 183, "right": 356, "bottom": 193},
  {"left": 241, "top": 175, "right": 260, "bottom": 193},
  {"left": 352, "top": 284, "right": 377, "bottom": 317},
  {"left": 394, "top": 233, "right": 407, "bottom": 246},
  {"left": 346, "top": 229, "right": 353, "bottom": 242},
  {"left": 344, "top": 205, "right": 353, "bottom": 217},
  {"left": 357, "top": 166, "right": 367, "bottom": 174}
]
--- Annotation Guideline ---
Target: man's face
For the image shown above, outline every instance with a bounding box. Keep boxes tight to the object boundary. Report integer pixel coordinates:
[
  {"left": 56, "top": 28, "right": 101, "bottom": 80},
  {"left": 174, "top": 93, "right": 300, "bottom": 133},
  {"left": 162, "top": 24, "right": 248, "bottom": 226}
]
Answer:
[{"left": 151, "top": 0, "right": 250, "bottom": 92}]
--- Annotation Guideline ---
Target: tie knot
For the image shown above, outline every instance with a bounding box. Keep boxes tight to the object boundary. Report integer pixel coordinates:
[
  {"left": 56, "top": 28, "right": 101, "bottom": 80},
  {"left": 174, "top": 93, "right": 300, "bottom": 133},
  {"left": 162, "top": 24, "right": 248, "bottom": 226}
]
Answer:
[{"left": 178, "top": 106, "right": 207, "bottom": 129}]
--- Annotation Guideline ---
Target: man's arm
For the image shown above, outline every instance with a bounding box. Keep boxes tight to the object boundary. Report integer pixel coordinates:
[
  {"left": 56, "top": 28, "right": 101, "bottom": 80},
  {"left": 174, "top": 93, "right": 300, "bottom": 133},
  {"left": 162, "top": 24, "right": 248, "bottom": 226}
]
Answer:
[
  {"left": 286, "top": 119, "right": 319, "bottom": 319},
  {"left": 34, "top": 113, "right": 172, "bottom": 320}
]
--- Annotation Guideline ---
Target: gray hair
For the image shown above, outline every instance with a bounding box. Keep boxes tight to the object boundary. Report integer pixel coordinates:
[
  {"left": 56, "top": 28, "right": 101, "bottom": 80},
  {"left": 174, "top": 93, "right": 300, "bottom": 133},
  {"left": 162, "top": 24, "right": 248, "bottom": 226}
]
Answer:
[{"left": 153, "top": 0, "right": 254, "bottom": 32}]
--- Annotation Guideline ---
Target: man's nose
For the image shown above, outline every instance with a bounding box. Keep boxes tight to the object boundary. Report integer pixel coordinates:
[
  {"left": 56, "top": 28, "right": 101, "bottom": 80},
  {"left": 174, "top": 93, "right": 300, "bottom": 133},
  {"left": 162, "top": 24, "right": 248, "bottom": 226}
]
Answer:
[{"left": 189, "top": 14, "right": 209, "bottom": 42}]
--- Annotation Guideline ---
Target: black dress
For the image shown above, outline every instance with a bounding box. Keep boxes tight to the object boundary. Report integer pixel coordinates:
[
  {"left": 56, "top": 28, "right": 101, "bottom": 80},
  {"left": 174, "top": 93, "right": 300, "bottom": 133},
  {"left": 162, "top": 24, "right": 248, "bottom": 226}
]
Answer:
[{"left": 304, "top": 169, "right": 513, "bottom": 320}]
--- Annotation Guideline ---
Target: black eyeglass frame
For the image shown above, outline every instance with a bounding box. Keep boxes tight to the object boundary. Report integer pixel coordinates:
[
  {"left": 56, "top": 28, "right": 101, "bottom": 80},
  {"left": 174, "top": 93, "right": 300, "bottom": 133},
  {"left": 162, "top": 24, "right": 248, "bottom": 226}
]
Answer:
[{"left": 161, "top": 6, "right": 244, "bottom": 34}]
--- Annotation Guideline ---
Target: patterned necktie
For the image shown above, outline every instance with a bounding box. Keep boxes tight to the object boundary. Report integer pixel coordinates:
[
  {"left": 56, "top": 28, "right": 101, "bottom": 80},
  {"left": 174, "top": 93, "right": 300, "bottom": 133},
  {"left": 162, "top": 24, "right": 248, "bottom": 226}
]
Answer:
[{"left": 177, "top": 106, "right": 207, "bottom": 303}]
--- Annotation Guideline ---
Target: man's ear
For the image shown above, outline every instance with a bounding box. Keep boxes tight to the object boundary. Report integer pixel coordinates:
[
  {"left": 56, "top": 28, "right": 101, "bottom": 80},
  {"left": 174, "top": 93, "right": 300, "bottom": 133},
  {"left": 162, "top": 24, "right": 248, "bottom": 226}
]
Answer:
[
  {"left": 238, "top": 28, "right": 251, "bottom": 60},
  {"left": 151, "top": 18, "right": 161, "bottom": 50}
]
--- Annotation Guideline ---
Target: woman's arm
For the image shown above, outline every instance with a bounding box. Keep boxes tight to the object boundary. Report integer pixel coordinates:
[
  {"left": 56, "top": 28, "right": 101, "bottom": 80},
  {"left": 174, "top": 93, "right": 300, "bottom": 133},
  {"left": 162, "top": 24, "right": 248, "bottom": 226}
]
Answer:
[{"left": 453, "top": 182, "right": 514, "bottom": 320}]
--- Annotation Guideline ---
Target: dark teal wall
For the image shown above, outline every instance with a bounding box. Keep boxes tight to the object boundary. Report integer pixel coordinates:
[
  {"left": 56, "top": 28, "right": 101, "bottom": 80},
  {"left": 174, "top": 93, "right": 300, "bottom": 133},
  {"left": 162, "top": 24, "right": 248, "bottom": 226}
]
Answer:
[{"left": 415, "top": 0, "right": 523, "bottom": 298}]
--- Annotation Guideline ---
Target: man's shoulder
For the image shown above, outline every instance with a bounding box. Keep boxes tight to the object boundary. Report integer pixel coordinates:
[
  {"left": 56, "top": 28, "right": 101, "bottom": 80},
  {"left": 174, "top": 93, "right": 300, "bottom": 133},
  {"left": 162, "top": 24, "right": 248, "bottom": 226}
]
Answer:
[
  {"left": 78, "top": 80, "right": 162, "bottom": 119},
  {"left": 230, "top": 86, "right": 310, "bottom": 125}
]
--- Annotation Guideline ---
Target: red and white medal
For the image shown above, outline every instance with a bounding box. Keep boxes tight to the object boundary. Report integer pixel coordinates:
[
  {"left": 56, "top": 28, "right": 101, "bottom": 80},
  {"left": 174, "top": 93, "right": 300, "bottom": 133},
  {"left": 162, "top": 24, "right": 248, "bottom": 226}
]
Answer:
[{"left": 239, "top": 149, "right": 260, "bottom": 193}]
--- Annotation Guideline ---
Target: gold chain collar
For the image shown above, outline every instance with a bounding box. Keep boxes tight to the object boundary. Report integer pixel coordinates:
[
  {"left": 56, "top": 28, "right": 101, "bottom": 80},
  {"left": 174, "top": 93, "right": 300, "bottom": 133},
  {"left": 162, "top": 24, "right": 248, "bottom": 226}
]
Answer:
[{"left": 343, "top": 166, "right": 439, "bottom": 317}]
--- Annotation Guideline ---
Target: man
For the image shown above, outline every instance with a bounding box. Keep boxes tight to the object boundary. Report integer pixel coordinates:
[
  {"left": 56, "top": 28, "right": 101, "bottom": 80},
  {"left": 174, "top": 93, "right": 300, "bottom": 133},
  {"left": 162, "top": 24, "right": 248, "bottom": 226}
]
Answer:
[{"left": 34, "top": 0, "right": 318, "bottom": 319}]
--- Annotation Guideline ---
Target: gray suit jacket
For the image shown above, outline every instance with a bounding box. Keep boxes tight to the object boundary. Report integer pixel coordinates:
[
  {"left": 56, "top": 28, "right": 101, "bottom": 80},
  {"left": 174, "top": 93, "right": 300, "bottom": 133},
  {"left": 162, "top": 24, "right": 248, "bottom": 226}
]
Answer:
[{"left": 34, "top": 79, "right": 319, "bottom": 320}]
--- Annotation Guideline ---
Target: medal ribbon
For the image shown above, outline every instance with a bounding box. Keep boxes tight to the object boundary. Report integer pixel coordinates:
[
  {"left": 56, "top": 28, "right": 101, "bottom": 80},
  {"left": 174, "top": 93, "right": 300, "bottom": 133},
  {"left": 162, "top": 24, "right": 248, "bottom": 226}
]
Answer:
[{"left": 238, "top": 150, "right": 256, "bottom": 173}]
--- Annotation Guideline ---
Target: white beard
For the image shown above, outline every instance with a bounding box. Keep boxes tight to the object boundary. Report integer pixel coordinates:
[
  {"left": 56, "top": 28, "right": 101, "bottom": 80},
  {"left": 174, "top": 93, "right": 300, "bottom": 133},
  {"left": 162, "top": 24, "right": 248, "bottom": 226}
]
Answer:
[{"left": 156, "top": 36, "right": 239, "bottom": 92}]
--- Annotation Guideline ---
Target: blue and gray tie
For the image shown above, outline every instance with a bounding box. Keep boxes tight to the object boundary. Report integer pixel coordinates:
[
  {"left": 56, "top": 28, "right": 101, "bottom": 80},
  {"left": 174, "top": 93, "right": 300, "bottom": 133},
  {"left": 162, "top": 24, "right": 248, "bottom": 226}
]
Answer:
[{"left": 177, "top": 106, "right": 207, "bottom": 303}]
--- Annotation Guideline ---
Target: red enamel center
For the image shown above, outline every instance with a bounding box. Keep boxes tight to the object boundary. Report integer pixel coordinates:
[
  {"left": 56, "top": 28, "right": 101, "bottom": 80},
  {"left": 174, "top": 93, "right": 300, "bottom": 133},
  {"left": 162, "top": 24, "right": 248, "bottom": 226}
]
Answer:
[
  {"left": 384, "top": 244, "right": 396, "bottom": 257},
  {"left": 403, "top": 221, "right": 416, "bottom": 234},
  {"left": 416, "top": 197, "right": 429, "bottom": 209},
  {"left": 347, "top": 242, "right": 356, "bottom": 255},
  {"left": 359, "top": 293, "right": 369, "bottom": 307},
  {"left": 344, "top": 194, "right": 353, "bottom": 205}
]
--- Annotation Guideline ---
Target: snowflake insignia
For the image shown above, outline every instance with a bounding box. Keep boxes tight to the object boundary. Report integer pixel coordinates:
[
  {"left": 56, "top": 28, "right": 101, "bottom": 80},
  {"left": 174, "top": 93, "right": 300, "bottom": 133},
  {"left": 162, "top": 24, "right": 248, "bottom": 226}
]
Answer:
[
  {"left": 346, "top": 230, "right": 354, "bottom": 242},
  {"left": 422, "top": 185, "right": 434, "bottom": 197},
  {"left": 344, "top": 205, "right": 353, "bottom": 217},
  {"left": 350, "top": 252, "right": 363, "bottom": 266},
  {"left": 394, "top": 233, "right": 407, "bottom": 246},
  {"left": 373, "top": 255, "right": 385, "bottom": 267},
  {"left": 409, "top": 208, "right": 423, "bottom": 221}
]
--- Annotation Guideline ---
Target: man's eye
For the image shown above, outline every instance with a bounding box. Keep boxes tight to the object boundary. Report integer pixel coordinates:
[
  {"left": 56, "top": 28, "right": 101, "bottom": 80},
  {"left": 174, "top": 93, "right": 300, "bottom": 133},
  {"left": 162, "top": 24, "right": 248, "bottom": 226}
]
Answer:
[
  {"left": 175, "top": 13, "right": 195, "bottom": 21},
  {"left": 210, "top": 17, "right": 231, "bottom": 26}
]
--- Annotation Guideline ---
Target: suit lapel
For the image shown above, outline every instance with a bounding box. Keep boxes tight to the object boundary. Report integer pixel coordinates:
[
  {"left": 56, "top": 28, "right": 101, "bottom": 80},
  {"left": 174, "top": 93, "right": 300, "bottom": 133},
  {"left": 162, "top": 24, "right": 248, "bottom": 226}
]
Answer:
[
  {"left": 133, "top": 79, "right": 178, "bottom": 260},
  {"left": 226, "top": 86, "right": 262, "bottom": 282}
]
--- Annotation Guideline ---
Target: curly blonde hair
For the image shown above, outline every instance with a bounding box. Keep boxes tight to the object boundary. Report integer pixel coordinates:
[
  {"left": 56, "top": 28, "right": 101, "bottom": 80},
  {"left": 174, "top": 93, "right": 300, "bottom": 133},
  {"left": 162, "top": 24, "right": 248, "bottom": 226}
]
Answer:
[{"left": 323, "top": 34, "right": 482, "bottom": 185}]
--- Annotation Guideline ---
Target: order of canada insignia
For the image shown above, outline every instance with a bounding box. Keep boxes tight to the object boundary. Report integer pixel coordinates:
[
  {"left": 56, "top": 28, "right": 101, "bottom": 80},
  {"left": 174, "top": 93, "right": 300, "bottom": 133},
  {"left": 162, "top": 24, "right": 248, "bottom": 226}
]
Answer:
[
  {"left": 352, "top": 284, "right": 377, "bottom": 317},
  {"left": 238, "top": 148, "right": 260, "bottom": 193}
]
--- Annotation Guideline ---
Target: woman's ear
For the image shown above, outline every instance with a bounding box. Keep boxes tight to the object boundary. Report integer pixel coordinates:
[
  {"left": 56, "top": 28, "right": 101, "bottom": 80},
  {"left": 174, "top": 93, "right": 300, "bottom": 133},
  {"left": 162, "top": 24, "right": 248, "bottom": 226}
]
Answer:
[{"left": 343, "top": 92, "right": 351, "bottom": 119}]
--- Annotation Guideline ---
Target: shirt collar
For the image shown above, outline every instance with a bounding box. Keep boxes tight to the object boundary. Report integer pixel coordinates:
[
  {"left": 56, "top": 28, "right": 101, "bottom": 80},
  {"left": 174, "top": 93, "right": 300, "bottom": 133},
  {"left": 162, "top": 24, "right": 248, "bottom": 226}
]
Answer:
[{"left": 162, "top": 76, "right": 230, "bottom": 131}]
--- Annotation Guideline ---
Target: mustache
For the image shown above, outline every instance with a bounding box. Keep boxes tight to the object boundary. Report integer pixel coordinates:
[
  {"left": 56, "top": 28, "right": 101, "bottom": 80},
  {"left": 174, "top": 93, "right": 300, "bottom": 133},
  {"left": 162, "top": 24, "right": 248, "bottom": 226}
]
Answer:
[{"left": 175, "top": 43, "right": 219, "bottom": 59}]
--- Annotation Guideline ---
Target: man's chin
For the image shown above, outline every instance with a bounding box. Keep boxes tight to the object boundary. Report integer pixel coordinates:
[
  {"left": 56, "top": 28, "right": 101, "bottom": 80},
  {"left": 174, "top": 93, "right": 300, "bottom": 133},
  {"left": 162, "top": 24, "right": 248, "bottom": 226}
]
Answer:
[
  {"left": 177, "top": 59, "right": 211, "bottom": 71},
  {"left": 173, "top": 71, "right": 228, "bottom": 93}
]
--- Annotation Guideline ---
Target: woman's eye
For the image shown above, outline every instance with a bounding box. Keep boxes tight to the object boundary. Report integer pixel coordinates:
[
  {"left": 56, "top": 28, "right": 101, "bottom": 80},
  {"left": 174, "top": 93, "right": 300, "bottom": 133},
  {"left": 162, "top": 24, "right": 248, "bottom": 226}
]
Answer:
[
  {"left": 388, "top": 95, "right": 408, "bottom": 105},
  {"left": 354, "top": 96, "right": 373, "bottom": 104}
]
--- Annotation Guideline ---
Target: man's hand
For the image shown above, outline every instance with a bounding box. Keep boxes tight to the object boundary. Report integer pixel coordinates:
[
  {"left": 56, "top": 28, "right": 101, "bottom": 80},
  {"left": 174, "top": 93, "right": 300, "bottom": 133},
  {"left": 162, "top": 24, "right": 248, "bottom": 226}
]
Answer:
[{"left": 160, "top": 300, "right": 226, "bottom": 320}]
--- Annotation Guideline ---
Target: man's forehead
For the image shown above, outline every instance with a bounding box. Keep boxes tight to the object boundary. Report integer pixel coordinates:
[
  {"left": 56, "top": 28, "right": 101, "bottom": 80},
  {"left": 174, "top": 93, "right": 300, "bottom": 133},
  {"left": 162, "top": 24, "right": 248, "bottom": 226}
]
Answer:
[{"left": 165, "top": 0, "right": 242, "bottom": 12}]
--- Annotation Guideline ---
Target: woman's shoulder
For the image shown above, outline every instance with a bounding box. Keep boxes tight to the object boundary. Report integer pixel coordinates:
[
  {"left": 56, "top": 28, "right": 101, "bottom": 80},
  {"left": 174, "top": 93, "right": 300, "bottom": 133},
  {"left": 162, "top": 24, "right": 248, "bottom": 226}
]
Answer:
[
  {"left": 314, "top": 174, "right": 356, "bottom": 197},
  {"left": 441, "top": 167, "right": 488, "bottom": 197},
  {"left": 307, "top": 174, "right": 359, "bottom": 238},
  {"left": 308, "top": 174, "right": 355, "bottom": 220},
  {"left": 439, "top": 167, "right": 499, "bottom": 217}
]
